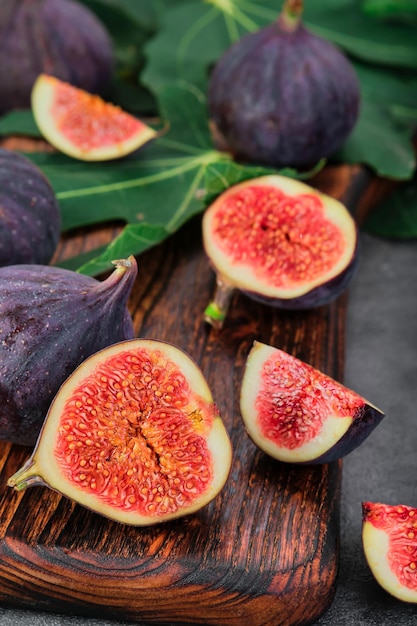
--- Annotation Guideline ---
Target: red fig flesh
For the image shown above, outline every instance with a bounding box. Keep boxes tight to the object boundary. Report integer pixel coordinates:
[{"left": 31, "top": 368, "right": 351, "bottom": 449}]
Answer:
[
  {"left": 8, "top": 339, "right": 232, "bottom": 526},
  {"left": 202, "top": 175, "right": 359, "bottom": 328},
  {"left": 362, "top": 502, "right": 417, "bottom": 603},
  {"left": 240, "top": 341, "right": 384, "bottom": 464}
]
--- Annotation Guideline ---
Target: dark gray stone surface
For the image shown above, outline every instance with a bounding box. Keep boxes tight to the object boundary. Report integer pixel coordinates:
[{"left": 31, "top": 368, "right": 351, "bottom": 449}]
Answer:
[
  {"left": 1, "top": 232, "right": 416, "bottom": 625},
  {"left": 316, "top": 232, "right": 417, "bottom": 626}
]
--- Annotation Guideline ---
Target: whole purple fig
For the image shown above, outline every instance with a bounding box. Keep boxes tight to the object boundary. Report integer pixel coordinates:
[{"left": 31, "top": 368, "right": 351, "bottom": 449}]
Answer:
[
  {"left": 208, "top": 0, "right": 360, "bottom": 170},
  {"left": 0, "top": 148, "right": 61, "bottom": 266},
  {"left": 0, "top": 257, "right": 137, "bottom": 446},
  {"left": 0, "top": 0, "right": 114, "bottom": 115}
]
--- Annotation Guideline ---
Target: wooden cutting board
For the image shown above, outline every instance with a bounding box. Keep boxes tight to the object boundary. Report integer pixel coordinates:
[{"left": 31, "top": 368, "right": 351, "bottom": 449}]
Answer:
[{"left": 0, "top": 163, "right": 380, "bottom": 626}]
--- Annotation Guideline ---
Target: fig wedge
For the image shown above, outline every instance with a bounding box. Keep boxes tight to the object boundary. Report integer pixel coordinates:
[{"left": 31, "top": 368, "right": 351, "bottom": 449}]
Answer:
[{"left": 240, "top": 341, "right": 384, "bottom": 464}]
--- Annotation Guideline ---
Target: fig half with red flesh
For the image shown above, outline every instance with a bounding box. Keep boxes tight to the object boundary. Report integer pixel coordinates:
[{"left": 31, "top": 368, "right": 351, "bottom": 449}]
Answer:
[
  {"left": 240, "top": 341, "right": 384, "bottom": 464},
  {"left": 8, "top": 339, "right": 232, "bottom": 526},
  {"left": 362, "top": 502, "right": 417, "bottom": 603},
  {"left": 202, "top": 175, "right": 359, "bottom": 328}
]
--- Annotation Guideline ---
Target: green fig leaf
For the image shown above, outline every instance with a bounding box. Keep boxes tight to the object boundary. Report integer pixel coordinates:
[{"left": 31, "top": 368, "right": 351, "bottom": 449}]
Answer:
[
  {"left": 333, "top": 99, "right": 416, "bottom": 180},
  {"left": 363, "top": 176, "right": 417, "bottom": 238},
  {"left": 0, "top": 109, "right": 41, "bottom": 137},
  {"left": 361, "top": 0, "right": 417, "bottom": 22}
]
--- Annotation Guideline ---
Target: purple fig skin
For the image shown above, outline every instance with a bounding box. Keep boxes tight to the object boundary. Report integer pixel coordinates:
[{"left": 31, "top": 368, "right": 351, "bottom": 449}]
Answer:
[
  {"left": 208, "top": 15, "right": 361, "bottom": 169},
  {"left": 0, "top": 258, "right": 137, "bottom": 446},
  {"left": 0, "top": 148, "right": 61, "bottom": 266},
  {"left": 303, "top": 402, "right": 385, "bottom": 465},
  {"left": 0, "top": 0, "right": 114, "bottom": 115}
]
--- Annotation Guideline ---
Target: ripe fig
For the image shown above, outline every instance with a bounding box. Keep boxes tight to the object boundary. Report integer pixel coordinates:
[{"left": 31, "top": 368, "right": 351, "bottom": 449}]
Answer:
[
  {"left": 8, "top": 339, "right": 232, "bottom": 526},
  {"left": 31, "top": 74, "right": 158, "bottom": 161},
  {"left": 0, "top": 257, "right": 137, "bottom": 446},
  {"left": 207, "top": 0, "right": 360, "bottom": 170},
  {"left": 362, "top": 502, "right": 417, "bottom": 603},
  {"left": 0, "top": 148, "right": 61, "bottom": 266},
  {"left": 0, "top": 0, "right": 114, "bottom": 115},
  {"left": 202, "top": 174, "right": 359, "bottom": 328},
  {"left": 240, "top": 341, "right": 384, "bottom": 464}
]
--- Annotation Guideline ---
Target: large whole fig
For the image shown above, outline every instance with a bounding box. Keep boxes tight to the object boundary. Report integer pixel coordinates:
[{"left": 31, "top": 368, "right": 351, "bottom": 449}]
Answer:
[
  {"left": 0, "top": 148, "right": 61, "bottom": 266},
  {"left": 240, "top": 341, "right": 384, "bottom": 464},
  {"left": 0, "top": 0, "right": 114, "bottom": 115},
  {"left": 207, "top": 0, "right": 360, "bottom": 169},
  {"left": 8, "top": 339, "right": 233, "bottom": 526},
  {"left": 202, "top": 174, "right": 359, "bottom": 328},
  {"left": 0, "top": 257, "right": 137, "bottom": 446}
]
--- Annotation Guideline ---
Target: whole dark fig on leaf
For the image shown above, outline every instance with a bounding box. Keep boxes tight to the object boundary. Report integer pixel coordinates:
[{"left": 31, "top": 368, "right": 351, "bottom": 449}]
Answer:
[
  {"left": 0, "top": 148, "right": 61, "bottom": 266},
  {"left": 0, "top": 257, "right": 137, "bottom": 446},
  {"left": 362, "top": 502, "right": 417, "bottom": 603},
  {"left": 240, "top": 341, "right": 384, "bottom": 464},
  {"left": 8, "top": 338, "right": 232, "bottom": 526},
  {"left": 202, "top": 174, "right": 359, "bottom": 329},
  {"left": 31, "top": 74, "right": 158, "bottom": 162},
  {"left": 207, "top": 0, "right": 360, "bottom": 169},
  {"left": 0, "top": 0, "right": 114, "bottom": 115}
]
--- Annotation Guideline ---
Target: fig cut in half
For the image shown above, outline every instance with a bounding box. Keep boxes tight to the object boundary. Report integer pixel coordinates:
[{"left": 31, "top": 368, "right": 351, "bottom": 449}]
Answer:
[
  {"left": 31, "top": 74, "right": 158, "bottom": 161},
  {"left": 8, "top": 339, "right": 232, "bottom": 526},
  {"left": 202, "top": 175, "right": 359, "bottom": 329},
  {"left": 240, "top": 341, "right": 384, "bottom": 464},
  {"left": 362, "top": 502, "right": 417, "bottom": 603}
]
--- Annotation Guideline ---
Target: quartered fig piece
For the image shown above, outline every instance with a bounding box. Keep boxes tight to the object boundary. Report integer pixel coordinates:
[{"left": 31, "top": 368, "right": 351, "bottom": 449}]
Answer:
[
  {"left": 0, "top": 257, "right": 137, "bottom": 446},
  {"left": 202, "top": 175, "right": 359, "bottom": 328},
  {"left": 0, "top": 0, "right": 114, "bottom": 115},
  {"left": 0, "top": 148, "right": 61, "bottom": 266},
  {"left": 8, "top": 339, "right": 232, "bottom": 526},
  {"left": 362, "top": 502, "right": 417, "bottom": 603},
  {"left": 240, "top": 341, "right": 384, "bottom": 464},
  {"left": 207, "top": 0, "right": 360, "bottom": 170},
  {"left": 31, "top": 74, "right": 158, "bottom": 161}
]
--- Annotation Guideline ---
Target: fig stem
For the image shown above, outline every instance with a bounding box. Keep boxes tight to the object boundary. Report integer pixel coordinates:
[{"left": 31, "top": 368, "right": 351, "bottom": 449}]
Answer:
[
  {"left": 204, "top": 276, "right": 235, "bottom": 330},
  {"left": 280, "top": 0, "right": 303, "bottom": 31},
  {"left": 7, "top": 458, "right": 41, "bottom": 491}
]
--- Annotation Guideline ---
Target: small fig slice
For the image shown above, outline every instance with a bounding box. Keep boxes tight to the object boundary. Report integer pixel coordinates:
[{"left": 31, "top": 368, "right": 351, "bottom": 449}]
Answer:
[
  {"left": 31, "top": 74, "right": 157, "bottom": 161},
  {"left": 8, "top": 339, "right": 232, "bottom": 526},
  {"left": 240, "top": 341, "right": 384, "bottom": 464},
  {"left": 202, "top": 175, "right": 358, "bottom": 328},
  {"left": 0, "top": 257, "right": 137, "bottom": 446},
  {"left": 0, "top": 147, "right": 61, "bottom": 266},
  {"left": 362, "top": 502, "right": 417, "bottom": 603}
]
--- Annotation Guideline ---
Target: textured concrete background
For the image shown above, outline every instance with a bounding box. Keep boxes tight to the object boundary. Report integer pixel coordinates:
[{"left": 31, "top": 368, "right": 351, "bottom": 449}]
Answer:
[{"left": 1, "top": 231, "right": 417, "bottom": 625}]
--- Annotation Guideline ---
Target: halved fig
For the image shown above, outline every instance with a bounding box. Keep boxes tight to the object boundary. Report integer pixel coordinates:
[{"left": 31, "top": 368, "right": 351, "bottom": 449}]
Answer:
[
  {"left": 240, "top": 341, "right": 384, "bottom": 464},
  {"left": 202, "top": 175, "right": 359, "bottom": 328},
  {"left": 31, "top": 74, "right": 157, "bottom": 161},
  {"left": 362, "top": 502, "right": 417, "bottom": 603},
  {"left": 8, "top": 339, "right": 232, "bottom": 526}
]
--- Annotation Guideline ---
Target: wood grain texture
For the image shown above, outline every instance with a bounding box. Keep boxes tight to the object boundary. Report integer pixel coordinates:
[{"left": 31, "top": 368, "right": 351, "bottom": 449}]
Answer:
[{"left": 0, "top": 164, "right": 374, "bottom": 626}]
